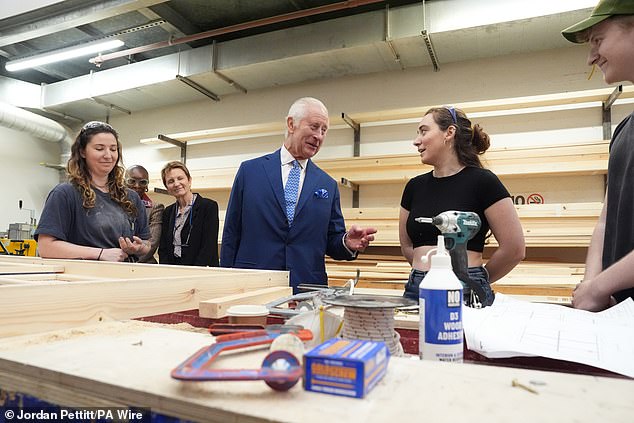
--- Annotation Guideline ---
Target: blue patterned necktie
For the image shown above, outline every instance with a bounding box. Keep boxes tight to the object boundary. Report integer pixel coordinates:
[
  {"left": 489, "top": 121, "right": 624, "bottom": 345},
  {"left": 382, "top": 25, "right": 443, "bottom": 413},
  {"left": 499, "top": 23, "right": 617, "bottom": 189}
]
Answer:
[{"left": 284, "top": 160, "right": 301, "bottom": 225}]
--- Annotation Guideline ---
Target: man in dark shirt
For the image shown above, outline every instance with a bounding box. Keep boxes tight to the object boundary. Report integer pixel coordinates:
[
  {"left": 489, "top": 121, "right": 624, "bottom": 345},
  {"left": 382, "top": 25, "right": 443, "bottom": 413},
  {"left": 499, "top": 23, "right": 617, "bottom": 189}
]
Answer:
[{"left": 562, "top": 0, "right": 634, "bottom": 310}]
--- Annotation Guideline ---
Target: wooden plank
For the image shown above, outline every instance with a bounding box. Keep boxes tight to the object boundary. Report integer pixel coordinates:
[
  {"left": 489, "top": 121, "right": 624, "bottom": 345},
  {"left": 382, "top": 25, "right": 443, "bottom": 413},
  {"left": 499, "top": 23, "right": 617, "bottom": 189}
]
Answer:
[
  {"left": 0, "top": 273, "right": 118, "bottom": 283},
  {"left": 492, "top": 284, "right": 574, "bottom": 297},
  {"left": 501, "top": 294, "right": 572, "bottom": 305},
  {"left": 0, "top": 263, "right": 65, "bottom": 275},
  {"left": 0, "top": 257, "right": 288, "bottom": 338},
  {"left": 352, "top": 86, "right": 634, "bottom": 122},
  {"left": 0, "top": 321, "right": 632, "bottom": 422},
  {"left": 148, "top": 141, "right": 609, "bottom": 191},
  {"left": 140, "top": 121, "right": 286, "bottom": 145},
  {"left": 199, "top": 286, "right": 292, "bottom": 318},
  {"left": 0, "top": 255, "right": 277, "bottom": 279}
]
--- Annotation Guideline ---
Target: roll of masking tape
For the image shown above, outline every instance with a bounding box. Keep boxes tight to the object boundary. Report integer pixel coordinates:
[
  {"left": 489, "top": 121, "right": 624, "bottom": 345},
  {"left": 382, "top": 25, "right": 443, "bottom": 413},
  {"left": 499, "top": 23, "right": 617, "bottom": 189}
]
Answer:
[{"left": 270, "top": 333, "right": 305, "bottom": 363}]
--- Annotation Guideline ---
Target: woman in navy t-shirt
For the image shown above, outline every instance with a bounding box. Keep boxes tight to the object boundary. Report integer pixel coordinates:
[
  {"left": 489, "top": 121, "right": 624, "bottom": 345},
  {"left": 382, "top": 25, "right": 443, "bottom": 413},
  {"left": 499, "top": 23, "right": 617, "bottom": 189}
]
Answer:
[{"left": 35, "top": 122, "right": 150, "bottom": 262}]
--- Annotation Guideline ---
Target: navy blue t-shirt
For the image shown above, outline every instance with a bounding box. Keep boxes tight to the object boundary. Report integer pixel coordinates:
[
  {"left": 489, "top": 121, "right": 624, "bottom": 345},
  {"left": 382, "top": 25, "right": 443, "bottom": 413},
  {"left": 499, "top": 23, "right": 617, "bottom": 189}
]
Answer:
[{"left": 35, "top": 183, "right": 150, "bottom": 251}]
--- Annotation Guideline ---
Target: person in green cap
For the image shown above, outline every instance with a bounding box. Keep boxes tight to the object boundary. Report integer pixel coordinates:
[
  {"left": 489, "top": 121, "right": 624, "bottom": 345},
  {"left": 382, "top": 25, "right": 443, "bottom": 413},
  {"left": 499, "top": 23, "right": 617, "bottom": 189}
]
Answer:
[{"left": 562, "top": 0, "right": 634, "bottom": 311}]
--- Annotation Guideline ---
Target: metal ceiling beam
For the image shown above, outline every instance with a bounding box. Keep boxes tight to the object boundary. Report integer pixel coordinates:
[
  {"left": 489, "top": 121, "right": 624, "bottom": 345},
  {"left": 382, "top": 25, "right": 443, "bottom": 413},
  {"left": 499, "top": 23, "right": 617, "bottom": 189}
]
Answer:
[
  {"left": 90, "top": 0, "right": 385, "bottom": 66},
  {"left": 31, "top": 65, "right": 76, "bottom": 81},
  {"left": 0, "top": 0, "right": 169, "bottom": 48},
  {"left": 76, "top": 23, "right": 105, "bottom": 38},
  {"left": 147, "top": 3, "right": 202, "bottom": 37}
]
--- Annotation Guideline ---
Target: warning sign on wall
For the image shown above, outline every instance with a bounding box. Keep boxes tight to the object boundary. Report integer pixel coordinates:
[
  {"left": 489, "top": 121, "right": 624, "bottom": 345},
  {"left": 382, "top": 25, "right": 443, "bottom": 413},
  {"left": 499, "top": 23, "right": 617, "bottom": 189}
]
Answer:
[{"left": 511, "top": 193, "right": 544, "bottom": 205}]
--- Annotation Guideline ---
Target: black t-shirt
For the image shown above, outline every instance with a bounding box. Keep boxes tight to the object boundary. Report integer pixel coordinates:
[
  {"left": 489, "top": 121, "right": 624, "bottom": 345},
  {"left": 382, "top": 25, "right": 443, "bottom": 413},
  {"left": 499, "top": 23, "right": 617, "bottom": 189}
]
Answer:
[
  {"left": 400, "top": 166, "right": 510, "bottom": 252},
  {"left": 603, "top": 112, "right": 634, "bottom": 302}
]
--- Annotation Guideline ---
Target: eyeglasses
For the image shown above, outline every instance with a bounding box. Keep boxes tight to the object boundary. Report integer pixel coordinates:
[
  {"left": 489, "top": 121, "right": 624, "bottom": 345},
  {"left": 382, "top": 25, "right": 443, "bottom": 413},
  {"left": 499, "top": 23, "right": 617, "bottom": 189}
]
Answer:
[
  {"left": 444, "top": 106, "right": 457, "bottom": 124},
  {"left": 126, "top": 178, "right": 149, "bottom": 187}
]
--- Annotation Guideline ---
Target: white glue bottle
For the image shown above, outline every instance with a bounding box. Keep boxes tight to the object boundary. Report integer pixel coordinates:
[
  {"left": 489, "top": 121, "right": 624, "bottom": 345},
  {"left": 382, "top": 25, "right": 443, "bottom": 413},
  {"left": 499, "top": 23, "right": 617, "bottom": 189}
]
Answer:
[{"left": 419, "top": 235, "right": 464, "bottom": 362}]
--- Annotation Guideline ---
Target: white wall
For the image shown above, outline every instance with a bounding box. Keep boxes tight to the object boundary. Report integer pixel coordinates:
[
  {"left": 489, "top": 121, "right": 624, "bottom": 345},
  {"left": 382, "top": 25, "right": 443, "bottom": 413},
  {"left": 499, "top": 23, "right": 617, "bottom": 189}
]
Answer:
[{"left": 0, "top": 126, "right": 60, "bottom": 234}]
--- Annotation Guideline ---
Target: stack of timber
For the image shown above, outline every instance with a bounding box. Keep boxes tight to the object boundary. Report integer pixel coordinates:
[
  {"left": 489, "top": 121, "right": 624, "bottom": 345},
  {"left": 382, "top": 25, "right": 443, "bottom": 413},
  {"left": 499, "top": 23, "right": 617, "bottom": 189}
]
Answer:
[
  {"left": 318, "top": 140, "right": 608, "bottom": 185},
  {"left": 326, "top": 256, "right": 583, "bottom": 304},
  {"left": 0, "top": 255, "right": 287, "bottom": 338},
  {"left": 148, "top": 140, "right": 608, "bottom": 192},
  {"left": 339, "top": 202, "right": 602, "bottom": 248},
  {"left": 216, "top": 202, "right": 602, "bottom": 249}
]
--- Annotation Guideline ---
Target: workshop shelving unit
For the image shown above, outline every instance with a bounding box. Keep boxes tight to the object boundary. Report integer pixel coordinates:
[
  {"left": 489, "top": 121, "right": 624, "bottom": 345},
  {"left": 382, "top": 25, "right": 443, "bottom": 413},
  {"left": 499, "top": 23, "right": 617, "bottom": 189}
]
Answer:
[{"left": 141, "top": 85, "right": 633, "bottom": 302}]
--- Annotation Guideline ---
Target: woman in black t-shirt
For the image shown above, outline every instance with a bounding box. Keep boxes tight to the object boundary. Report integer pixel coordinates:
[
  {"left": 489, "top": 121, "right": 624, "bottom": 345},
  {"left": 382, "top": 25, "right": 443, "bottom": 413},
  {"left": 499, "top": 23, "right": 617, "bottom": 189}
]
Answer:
[{"left": 399, "top": 106, "right": 525, "bottom": 306}]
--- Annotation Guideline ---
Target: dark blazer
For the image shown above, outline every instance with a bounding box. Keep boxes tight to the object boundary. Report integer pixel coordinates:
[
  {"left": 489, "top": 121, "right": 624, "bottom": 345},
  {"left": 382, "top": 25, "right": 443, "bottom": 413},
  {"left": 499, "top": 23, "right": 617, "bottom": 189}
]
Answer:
[
  {"left": 220, "top": 149, "right": 354, "bottom": 291},
  {"left": 159, "top": 194, "right": 219, "bottom": 266}
]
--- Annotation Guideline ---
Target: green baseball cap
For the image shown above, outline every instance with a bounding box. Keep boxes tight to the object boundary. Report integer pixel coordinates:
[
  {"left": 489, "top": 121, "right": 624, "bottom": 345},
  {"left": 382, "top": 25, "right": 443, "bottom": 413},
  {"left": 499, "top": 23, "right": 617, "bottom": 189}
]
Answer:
[{"left": 562, "top": 0, "right": 634, "bottom": 43}]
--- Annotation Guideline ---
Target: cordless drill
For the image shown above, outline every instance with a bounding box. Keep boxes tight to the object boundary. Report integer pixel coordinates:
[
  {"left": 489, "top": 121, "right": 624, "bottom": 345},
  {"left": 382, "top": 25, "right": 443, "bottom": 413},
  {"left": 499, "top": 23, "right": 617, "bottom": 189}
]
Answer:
[{"left": 415, "top": 211, "right": 485, "bottom": 307}]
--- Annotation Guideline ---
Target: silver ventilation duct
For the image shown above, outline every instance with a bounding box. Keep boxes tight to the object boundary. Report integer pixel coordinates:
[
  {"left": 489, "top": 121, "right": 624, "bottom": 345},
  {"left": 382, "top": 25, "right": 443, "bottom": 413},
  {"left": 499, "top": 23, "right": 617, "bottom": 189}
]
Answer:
[{"left": 0, "top": 101, "right": 72, "bottom": 179}]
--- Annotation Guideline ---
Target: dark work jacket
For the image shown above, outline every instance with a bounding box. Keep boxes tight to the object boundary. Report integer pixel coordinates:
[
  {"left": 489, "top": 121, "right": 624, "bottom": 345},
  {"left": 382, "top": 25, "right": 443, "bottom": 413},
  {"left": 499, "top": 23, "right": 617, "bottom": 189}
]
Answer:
[{"left": 159, "top": 194, "right": 219, "bottom": 267}]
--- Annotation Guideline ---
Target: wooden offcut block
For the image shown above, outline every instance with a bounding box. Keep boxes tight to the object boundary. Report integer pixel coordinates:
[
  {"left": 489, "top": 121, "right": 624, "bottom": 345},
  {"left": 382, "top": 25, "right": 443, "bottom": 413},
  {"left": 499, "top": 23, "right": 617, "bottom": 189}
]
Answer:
[{"left": 199, "top": 286, "right": 292, "bottom": 319}]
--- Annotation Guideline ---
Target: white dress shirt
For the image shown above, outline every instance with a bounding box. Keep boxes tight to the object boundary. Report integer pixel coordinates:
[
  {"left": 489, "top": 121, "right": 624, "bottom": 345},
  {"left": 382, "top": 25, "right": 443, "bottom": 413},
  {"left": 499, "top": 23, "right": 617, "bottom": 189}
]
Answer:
[{"left": 281, "top": 145, "right": 308, "bottom": 197}]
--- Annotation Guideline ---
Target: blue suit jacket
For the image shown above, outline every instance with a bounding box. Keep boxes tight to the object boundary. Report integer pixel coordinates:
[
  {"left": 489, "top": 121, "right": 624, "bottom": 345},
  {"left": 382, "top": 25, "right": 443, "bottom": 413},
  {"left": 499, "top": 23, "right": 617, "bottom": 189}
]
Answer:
[{"left": 221, "top": 149, "right": 354, "bottom": 291}]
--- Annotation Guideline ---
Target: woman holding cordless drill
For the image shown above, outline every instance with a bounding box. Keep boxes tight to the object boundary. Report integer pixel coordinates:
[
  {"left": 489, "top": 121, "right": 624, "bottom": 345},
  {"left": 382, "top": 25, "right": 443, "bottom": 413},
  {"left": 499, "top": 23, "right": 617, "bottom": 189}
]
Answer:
[{"left": 399, "top": 106, "right": 525, "bottom": 306}]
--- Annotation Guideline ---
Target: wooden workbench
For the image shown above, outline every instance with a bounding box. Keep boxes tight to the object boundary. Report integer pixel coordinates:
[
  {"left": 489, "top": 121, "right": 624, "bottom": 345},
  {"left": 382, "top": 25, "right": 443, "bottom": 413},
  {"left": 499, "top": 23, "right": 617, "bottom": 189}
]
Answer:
[{"left": 0, "top": 321, "right": 632, "bottom": 423}]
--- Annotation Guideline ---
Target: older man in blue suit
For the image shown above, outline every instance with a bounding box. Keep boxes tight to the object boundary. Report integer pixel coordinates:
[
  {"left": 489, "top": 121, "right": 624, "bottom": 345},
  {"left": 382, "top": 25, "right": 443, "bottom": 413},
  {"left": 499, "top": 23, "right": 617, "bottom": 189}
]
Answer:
[{"left": 221, "top": 97, "right": 376, "bottom": 292}]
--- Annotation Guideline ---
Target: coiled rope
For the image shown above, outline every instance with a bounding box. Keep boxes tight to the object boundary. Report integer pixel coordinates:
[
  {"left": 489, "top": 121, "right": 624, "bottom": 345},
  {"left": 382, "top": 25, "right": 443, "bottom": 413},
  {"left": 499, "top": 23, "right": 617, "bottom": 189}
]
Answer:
[{"left": 341, "top": 306, "right": 403, "bottom": 357}]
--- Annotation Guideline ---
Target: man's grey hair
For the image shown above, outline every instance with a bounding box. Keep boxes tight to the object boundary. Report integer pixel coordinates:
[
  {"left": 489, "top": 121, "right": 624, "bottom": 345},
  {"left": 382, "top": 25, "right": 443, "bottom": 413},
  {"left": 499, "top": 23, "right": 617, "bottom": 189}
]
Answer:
[{"left": 285, "top": 97, "right": 328, "bottom": 137}]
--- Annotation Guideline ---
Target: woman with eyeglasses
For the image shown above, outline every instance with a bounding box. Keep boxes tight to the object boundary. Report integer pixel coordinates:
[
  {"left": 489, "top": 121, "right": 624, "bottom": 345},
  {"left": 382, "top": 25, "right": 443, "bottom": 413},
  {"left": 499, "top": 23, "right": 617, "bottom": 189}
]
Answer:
[
  {"left": 399, "top": 107, "right": 525, "bottom": 307},
  {"left": 125, "top": 165, "right": 164, "bottom": 263},
  {"left": 35, "top": 121, "right": 151, "bottom": 262},
  {"left": 158, "top": 161, "right": 219, "bottom": 266}
]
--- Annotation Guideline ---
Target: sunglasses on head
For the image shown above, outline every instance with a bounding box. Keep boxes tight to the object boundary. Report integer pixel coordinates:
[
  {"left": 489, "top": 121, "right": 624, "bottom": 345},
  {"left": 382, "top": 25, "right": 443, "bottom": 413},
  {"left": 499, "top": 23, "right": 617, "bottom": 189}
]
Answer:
[
  {"left": 81, "top": 121, "right": 114, "bottom": 131},
  {"left": 126, "top": 178, "right": 149, "bottom": 187}
]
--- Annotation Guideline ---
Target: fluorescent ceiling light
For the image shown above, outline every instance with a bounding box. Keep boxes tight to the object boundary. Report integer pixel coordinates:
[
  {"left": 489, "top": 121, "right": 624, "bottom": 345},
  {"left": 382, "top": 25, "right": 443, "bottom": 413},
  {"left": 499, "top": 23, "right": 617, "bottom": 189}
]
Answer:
[{"left": 5, "top": 39, "right": 124, "bottom": 72}]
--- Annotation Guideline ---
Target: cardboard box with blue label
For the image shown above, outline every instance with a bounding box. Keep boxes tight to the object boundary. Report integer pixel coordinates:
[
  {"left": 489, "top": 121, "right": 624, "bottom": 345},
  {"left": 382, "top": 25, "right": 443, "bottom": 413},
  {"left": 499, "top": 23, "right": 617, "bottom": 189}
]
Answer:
[{"left": 303, "top": 338, "right": 390, "bottom": 398}]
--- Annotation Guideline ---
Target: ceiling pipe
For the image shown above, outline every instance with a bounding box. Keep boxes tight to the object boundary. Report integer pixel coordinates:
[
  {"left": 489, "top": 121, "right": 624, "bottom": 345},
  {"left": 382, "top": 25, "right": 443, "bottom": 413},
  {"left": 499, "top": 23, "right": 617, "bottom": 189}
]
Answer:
[
  {"left": 90, "top": 0, "right": 385, "bottom": 66},
  {"left": 0, "top": 102, "right": 72, "bottom": 180}
]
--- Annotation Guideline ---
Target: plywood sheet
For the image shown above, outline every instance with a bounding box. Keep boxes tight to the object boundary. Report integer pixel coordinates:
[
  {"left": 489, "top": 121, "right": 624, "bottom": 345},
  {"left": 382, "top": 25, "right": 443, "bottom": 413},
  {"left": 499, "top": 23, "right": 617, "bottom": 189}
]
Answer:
[{"left": 0, "top": 322, "right": 631, "bottom": 423}]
